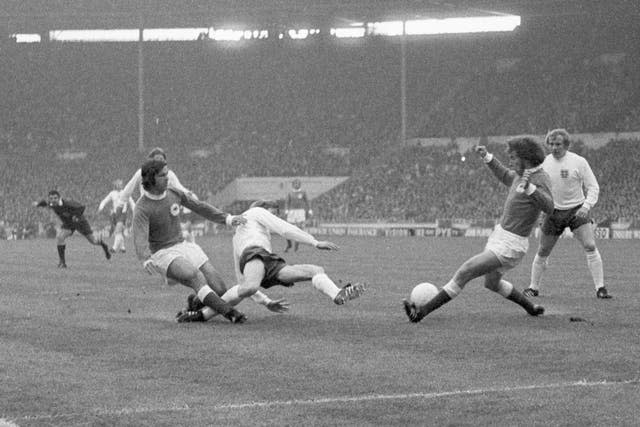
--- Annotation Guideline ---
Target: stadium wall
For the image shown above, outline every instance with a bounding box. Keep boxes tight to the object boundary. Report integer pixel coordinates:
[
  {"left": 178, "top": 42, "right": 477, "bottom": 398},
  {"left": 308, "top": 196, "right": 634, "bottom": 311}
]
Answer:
[
  {"left": 210, "top": 176, "right": 349, "bottom": 207},
  {"left": 408, "top": 131, "right": 640, "bottom": 153},
  {"left": 306, "top": 223, "right": 616, "bottom": 240}
]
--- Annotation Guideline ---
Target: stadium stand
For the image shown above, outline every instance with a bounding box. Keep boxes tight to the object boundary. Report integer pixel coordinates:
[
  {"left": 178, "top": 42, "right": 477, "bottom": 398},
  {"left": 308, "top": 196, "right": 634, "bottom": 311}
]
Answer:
[{"left": 1, "top": 27, "right": 639, "bottom": 237}]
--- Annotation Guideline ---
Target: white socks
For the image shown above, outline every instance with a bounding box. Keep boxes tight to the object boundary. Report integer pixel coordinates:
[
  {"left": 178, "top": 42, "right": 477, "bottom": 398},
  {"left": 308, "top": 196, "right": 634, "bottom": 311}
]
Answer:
[
  {"left": 529, "top": 254, "right": 548, "bottom": 291},
  {"left": 586, "top": 249, "right": 604, "bottom": 289},
  {"left": 442, "top": 280, "right": 462, "bottom": 298},
  {"left": 312, "top": 274, "right": 339, "bottom": 300}
]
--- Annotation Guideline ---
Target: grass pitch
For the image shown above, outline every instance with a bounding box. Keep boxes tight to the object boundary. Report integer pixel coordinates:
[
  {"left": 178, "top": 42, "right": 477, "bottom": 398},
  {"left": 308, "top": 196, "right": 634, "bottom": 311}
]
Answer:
[{"left": 1, "top": 234, "right": 639, "bottom": 426}]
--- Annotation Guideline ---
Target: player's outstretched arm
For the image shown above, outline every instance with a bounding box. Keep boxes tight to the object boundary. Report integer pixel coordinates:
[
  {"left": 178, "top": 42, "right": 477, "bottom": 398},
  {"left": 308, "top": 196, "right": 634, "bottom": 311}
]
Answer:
[
  {"left": 315, "top": 241, "right": 339, "bottom": 251},
  {"left": 265, "top": 298, "right": 290, "bottom": 313}
]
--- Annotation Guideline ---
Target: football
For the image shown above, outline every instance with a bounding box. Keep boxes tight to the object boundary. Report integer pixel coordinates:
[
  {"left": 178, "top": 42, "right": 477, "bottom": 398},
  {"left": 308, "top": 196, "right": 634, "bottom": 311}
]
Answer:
[{"left": 410, "top": 282, "right": 439, "bottom": 307}]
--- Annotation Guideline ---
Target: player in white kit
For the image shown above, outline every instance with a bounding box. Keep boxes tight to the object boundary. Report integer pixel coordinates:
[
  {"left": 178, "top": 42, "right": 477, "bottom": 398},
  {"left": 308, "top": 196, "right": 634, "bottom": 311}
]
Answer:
[
  {"left": 98, "top": 179, "right": 135, "bottom": 253},
  {"left": 179, "top": 199, "right": 365, "bottom": 322},
  {"left": 524, "top": 129, "right": 611, "bottom": 299}
]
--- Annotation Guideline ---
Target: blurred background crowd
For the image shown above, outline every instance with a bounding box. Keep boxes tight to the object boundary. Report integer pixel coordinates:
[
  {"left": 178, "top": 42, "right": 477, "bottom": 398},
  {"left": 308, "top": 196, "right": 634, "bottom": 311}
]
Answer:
[{"left": 1, "top": 15, "right": 639, "bottom": 238}]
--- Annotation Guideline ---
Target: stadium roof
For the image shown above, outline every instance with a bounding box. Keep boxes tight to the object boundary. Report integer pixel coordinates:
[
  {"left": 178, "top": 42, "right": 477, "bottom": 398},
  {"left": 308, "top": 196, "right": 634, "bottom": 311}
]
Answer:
[{"left": 2, "top": 0, "right": 637, "bottom": 33}]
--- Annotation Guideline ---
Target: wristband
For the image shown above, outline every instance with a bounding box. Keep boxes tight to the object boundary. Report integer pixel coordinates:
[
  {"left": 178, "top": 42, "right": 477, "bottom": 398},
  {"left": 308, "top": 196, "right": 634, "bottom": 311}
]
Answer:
[
  {"left": 525, "top": 183, "right": 537, "bottom": 196},
  {"left": 483, "top": 153, "right": 493, "bottom": 163}
]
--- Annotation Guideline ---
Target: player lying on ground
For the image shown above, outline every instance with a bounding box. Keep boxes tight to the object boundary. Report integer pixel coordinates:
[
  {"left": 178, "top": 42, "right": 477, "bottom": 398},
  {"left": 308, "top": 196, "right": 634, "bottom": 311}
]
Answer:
[
  {"left": 403, "top": 136, "right": 554, "bottom": 322},
  {"left": 132, "top": 159, "right": 247, "bottom": 323},
  {"left": 177, "top": 199, "right": 365, "bottom": 322}
]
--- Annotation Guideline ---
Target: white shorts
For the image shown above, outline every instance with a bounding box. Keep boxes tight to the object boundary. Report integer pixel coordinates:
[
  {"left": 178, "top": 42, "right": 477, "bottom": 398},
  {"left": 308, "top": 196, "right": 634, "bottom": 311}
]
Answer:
[
  {"left": 286, "top": 209, "right": 306, "bottom": 224},
  {"left": 485, "top": 224, "right": 529, "bottom": 272},
  {"left": 150, "top": 241, "right": 209, "bottom": 282}
]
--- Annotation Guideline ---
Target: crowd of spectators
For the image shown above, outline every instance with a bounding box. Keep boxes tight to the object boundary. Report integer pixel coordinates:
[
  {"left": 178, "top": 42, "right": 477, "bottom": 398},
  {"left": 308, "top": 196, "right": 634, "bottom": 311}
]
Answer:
[
  {"left": 314, "top": 139, "right": 640, "bottom": 227},
  {"left": 1, "top": 28, "right": 640, "bottom": 237}
]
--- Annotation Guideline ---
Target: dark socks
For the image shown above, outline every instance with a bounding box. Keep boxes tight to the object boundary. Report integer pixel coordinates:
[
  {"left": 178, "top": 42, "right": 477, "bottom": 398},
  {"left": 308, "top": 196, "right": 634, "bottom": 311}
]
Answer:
[
  {"left": 57, "top": 245, "right": 66, "bottom": 264},
  {"left": 507, "top": 289, "right": 540, "bottom": 315},
  {"left": 201, "top": 291, "right": 234, "bottom": 316},
  {"left": 418, "top": 290, "right": 452, "bottom": 317}
]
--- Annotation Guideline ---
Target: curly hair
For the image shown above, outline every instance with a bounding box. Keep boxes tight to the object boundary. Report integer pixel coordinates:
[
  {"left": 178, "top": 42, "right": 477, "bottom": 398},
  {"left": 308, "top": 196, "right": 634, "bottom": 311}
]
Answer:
[{"left": 506, "top": 136, "right": 546, "bottom": 167}]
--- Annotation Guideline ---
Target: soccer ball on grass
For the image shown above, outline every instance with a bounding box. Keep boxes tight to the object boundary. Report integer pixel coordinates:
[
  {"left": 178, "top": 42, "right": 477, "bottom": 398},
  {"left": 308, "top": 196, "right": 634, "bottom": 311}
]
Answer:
[{"left": 409, "top": 282, "right": 439, "bottom": 307}]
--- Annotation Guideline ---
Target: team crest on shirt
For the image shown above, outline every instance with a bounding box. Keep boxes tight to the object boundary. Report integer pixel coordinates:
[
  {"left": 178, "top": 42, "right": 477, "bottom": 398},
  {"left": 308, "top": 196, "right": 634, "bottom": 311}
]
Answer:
[
  {"left": 170, "top": 203, "right": 180, "bottom": 216},
  {"left": 560, "top": 169, "right": 569, "bottom": 178}
]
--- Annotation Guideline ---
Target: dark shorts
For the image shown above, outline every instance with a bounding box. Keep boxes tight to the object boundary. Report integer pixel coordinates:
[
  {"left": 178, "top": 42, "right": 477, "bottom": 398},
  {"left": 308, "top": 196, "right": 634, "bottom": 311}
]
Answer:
[
  {"left": 541, "top": 204, "right": 592, "bottom": 236},
  {"left": 61, "top": 216, "right": 93, "bottom": 236},
  {"left": 238, "top": 246, "right": 290, "bottom": 289},
  {"left": 112, "top": 207, "right": 128, "bottom": 225}
]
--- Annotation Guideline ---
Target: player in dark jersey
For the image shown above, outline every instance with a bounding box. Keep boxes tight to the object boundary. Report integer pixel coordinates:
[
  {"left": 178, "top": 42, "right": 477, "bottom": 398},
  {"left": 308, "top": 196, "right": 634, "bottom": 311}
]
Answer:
[
  {"left": 34, "top": 190, "right": 111, "bottom": 268},
  {"left": 132, "top": 159, "right": 248, "bottom": 324},
  {"left": 284, "top": 179, "right": 311, "bottom": 252},
  {"left": 403, "top": 136, "right": 554, "bottom": 322}
]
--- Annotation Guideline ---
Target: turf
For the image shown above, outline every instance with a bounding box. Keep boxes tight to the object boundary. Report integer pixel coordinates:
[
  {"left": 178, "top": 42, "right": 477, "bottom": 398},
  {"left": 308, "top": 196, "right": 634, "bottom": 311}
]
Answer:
[{"left": 1, "top": 234, "right": 638, "bottom": 426}]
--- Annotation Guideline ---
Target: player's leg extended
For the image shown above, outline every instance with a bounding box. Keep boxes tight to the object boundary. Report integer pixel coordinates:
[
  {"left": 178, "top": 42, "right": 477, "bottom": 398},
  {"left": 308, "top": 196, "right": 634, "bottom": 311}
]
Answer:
[
  {"left": 277, "top": 264, "right": 364, "bottom": 304},
  {"left": 407, "top": 250, "right": 501, "bottom": 322},
  {"left": 199, "top": 262, "right": 229, "bottom": 296},
  {"left": 56, "top": 228, "right": 73, "bottom": 267},
  {"left": 573, "top": 223, "right": 608, "bottom": 297},
  {"left": 113, "top": 221, "right": 125, "bottom": 252},
  {"left": 528, "top": 233, "right": 559, "bottom": 295},
  {"left": 167, "top": 257, "right": 241, "bottom": 321},
  {"left": 484, "top": 271, "right": 544, "bottom": 316}
]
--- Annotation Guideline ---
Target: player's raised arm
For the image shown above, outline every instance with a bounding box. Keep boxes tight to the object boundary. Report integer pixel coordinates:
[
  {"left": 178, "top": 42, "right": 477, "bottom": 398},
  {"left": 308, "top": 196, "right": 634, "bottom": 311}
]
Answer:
[
  {"left": 475, "top": 145, "right": 516, "bottom": 186},
  {"left": 120, "top": 169, "right": 141, "bottom": 206}
]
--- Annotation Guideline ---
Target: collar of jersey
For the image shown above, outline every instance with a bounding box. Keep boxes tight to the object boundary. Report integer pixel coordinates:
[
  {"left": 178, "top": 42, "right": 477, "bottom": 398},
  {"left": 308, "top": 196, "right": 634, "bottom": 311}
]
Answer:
[
  {"left": 525, "top": 165, "right": 543, "bottom": 174},
  {"left": 144, "top": 190, "right": 167, "bottom": 200}
]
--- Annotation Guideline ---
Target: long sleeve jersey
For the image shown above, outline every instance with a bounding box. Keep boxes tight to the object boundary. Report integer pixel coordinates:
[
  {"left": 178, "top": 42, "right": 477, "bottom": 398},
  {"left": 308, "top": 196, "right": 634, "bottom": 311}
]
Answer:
[
  {"left": 99, "top": 190, "right": 134, "bottom": 214},
  {"left": 132, "top": 187, "right": 230, "bottom": 260},
  {"left": 541, "top": 152, "right": 599, "bottom": 210},
  {"left": 37, "top": 198, "right": 85, "bottom": 227},
  {"left": 120, "top": 168, "right": 190, "bottom": 206},
  {"left": 232, "top": 207, "right": 319, "bottom": 280},
  {"left": 485, "top": 156, "right": 554, "bottom": 237},
  {"left": 285, "top": 190, "right": 309, "bottom": 212}
]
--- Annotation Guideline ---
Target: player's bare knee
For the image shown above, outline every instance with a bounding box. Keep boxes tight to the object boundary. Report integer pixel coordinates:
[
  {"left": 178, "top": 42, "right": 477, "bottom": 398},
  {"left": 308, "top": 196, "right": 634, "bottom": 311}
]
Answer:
[{"left": 309, "top": 265, "right": 325, "bottom": 276}]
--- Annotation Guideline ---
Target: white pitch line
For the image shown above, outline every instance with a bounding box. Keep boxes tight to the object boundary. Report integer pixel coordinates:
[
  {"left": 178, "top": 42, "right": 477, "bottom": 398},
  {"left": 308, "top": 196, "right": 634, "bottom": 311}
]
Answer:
[{"left": 9, "top": 378, "right": 640, "bottom": 422}]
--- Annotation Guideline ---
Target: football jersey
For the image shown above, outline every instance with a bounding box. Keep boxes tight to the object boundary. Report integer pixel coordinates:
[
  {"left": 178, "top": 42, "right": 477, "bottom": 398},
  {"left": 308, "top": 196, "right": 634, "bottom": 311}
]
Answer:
[
  {"left": 232, "top": 207, "right": 318, "bottom": 280},
  {"left": 37, "top": 198, "right": 85, "bottom": 226},
  {"left": 541, "top": 152, "right": 599, "bottom": 210},
  {"left": 133, "top": 188, "right": 229, "bottom": 259},
  {"left": 285, "top": 190, "right": 309, "bottom": 211},
  {"left": 120, "top": 168, "right": 190, "bottom": 206},
  {"left": 485, "top": 157, "right": 554, "bottom": 237},
  {"left": 98, "top": 190, "right": 130, "bottom": 214}
]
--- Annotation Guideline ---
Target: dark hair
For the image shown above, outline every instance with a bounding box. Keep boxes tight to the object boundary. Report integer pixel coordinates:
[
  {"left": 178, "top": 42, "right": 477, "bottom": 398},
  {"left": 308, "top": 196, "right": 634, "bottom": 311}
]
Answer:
[
  {"left": 141, "top": 159, "right": 167, "bottom": 191},
  {"left": 147, "top": 147, "right": 167, "bottom": 160},
  {"left": 506, "top": 136, "right": 546, "bottom": 167},
  {"left": 545, "top": 128, "right": 571, "bottom": 148},
  {"left": 48, "top": 190, "right": 60, "bottom": 197},
  {"left": 250, "top": 199, "right": 279, "bottom": 210}
]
